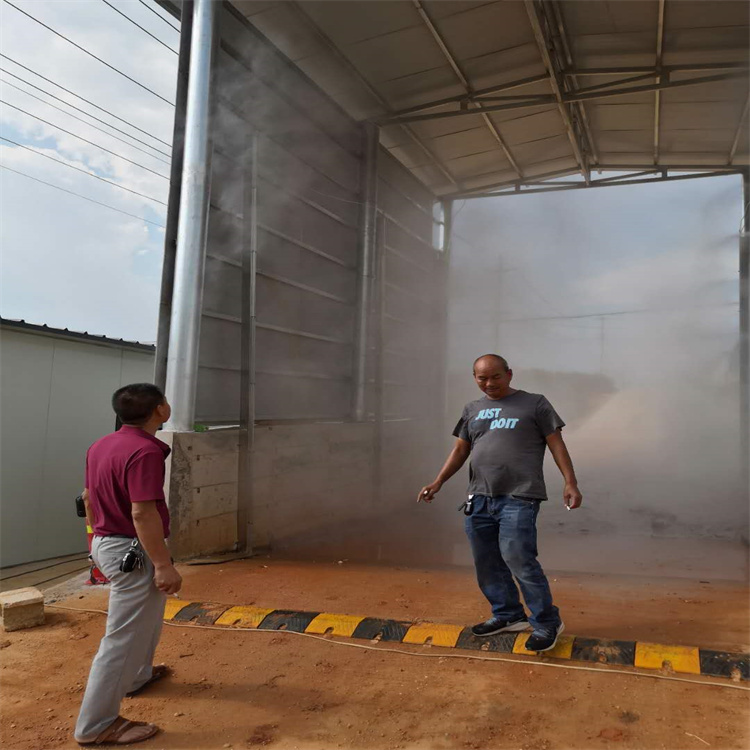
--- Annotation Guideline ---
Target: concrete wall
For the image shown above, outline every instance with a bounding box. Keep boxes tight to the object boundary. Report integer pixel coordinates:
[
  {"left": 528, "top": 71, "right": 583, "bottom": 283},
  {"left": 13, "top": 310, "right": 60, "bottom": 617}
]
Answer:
[
  {"left": 0, "top": 327, "right": 154, "bottom": 567},
  {"left": 161, "top": 429, "right": 240, "bottom": 560},
  {"left": 163, "top": 422, "right": 377, "bottom": 560}
]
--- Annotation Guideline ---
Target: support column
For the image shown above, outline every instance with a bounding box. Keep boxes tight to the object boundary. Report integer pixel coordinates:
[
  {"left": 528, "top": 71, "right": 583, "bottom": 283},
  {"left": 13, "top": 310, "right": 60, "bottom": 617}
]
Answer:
[
  {"left": 740, "top": 171, "right": 749, "bottom": 495},
  {"left": 237, "top": 133, "right": 259, "bottom": 553},
  {"left": 164, "top": 0, "right": 218, "bottom": 431},
  {"left": 438, "top": 199, "right": 453, "bottom": 436},
  {"left": 352, "top": 122, "right": 380, "bottom": 421},
  {"left": 154, "top": 2, "right": 193, "bottom": 391}
]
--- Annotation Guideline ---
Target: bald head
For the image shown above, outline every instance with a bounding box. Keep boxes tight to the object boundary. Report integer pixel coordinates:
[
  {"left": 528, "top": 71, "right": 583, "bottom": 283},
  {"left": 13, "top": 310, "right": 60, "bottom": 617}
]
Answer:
[
  {"left": 473, "top": 354, "right": 509, "bottom": 373},
  {"left": 472, "top": 354, "right": 513, "bottom": 399}
]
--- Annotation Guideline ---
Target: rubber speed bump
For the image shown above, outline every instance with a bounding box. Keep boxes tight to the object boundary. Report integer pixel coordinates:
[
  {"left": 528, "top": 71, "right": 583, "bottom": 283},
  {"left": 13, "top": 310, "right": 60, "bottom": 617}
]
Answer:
[
  {"left": 634, "top": 642, "right": 701, "bottom": 674},
  {"left": 306, "top": 613, "right": 365, "bottom": 637},
  {"left": 402, "top": 622, "right": 464, "bottom": 648},
  {"left": 513, "top": 632, "right": 574, "bottom": 659},
  {"left": 257, "top": 610, "right": 318, "bottom": 632},
  {"left": 215, "top": 606, "right": 274, "bottom": 628},
  {"left": 170, "top": 602, "right": 230, "bottom": 625},
  {"left": 164, "top": 598, "right": 190, "bottom": 620},
  {"left": 160, "top": 600, "right": 747, "bottom": 681}
]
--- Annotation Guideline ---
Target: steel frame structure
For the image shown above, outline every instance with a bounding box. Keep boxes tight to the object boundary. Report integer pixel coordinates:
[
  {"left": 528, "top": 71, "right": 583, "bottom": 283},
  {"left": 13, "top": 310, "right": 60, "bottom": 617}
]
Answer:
[{"left": 157, "top": 0, "right": 748, "bottom": 513}]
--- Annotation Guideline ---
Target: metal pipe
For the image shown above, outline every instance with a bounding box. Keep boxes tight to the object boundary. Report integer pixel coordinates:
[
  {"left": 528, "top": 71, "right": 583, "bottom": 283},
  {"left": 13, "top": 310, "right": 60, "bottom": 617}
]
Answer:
[
  {"left": 154, "top": 1, "right": 192, "bottom": 391},
  {"left": 740, "top": 172, "right": 750, "bottom": 503},
  {"left": 164, "top": 0, "right": 218, "bottom": 431},
  {"left": 237, "top": 132, "right": 258, "bottom": 553},
  {"left": 728, "top": 93, "right": 750, "bottom": 165},
  {"left": 352, "top": 122, "right": 379, "bottom": 421},
  {"left": 653, "top": 0, "right": 667, "bottom": 165}
]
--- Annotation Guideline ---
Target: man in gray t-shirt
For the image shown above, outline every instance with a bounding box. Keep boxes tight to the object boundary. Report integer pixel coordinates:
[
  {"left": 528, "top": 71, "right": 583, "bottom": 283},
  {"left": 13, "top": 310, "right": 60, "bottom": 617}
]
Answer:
[{"left": 418, "top": 354, "right": 582, "bottom": 653}]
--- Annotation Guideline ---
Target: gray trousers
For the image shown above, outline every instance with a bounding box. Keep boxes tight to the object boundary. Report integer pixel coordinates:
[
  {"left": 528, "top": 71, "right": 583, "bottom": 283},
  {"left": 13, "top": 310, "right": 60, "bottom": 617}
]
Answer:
[{"left": 75, "top": 536, "right": 165, "bottom": 742}]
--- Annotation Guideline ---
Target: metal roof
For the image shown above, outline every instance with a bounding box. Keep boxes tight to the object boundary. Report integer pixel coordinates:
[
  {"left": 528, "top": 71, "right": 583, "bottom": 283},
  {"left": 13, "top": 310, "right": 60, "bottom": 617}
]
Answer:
[
  {"left": 0, "top": 317, "right": 156, "bottom": 352},
  {"left": 231, "top": 0, "right": 749, "bottom": 197}
]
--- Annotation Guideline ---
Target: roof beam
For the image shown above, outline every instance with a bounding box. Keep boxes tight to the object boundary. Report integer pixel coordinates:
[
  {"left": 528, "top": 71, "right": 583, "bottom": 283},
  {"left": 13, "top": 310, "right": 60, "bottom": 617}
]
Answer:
[
  {"left": 392, "top": 73, "right": 549, "bottom": 117},
  {"left": 728, "top": 92, "right": 750, "bottom": 165},
  {"left": 288, "top": 1, "right": 459, "bottom": 190},
  {"left": 548, "top": 0, "right": 599, "bottom": 166},
  {"left": 445, "top": 163, "right": 741, "bottom": 199},
  {"left": 566, "top": 62, "right": 749, "bottom": 76},
  {"left": 379, "top": 71, "right": 748, "bottom": 125},
  {"left": 410, "top": 0, "right": 523, "bottom": 178},
  {"left": 450, "top": 170, "right": 743, "bottom": 200},
  {"left": 654, "top": 0, "right": 666, "bottom": 164},
  {"left": 525, "top": 0, "right": 589, "bottom": 181}
]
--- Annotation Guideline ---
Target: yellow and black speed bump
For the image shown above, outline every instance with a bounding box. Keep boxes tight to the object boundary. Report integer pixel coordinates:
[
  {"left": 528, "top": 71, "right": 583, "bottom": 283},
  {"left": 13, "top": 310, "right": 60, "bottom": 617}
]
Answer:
[
  {"left": 699, "top": 649, "right": 749, "bottom": 680},
  {"left": 170, "top": 601, "right": 229, "bottom": 625},
  {"left": 351, "top": 617, "right": 411, "bottom": 642},
  {"left": 257, "top": 610, "right": 319, "bottom": 633},
  {"left": 571, "top": 637, "right": 636, "bottom": 666},
  {"left": 163, "top": 600, "right": 748, "bottom": 681},
  {"left": 455, "top": 630, "right": 516, "bottom": 652}
]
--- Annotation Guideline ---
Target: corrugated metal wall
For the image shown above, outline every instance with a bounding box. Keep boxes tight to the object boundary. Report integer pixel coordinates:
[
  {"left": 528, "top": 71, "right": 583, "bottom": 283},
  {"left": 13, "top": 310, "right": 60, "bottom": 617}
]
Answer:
[
  {"left": 193, "top": 3, "right": 446, "bottom": 431},
  {"left": 196, "top": 4, "right": 362, "bottom": 423}
]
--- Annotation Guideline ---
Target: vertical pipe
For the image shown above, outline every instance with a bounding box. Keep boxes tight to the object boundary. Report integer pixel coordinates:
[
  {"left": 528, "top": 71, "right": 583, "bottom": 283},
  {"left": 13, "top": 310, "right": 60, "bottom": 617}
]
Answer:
[
  {"left": 164, "top": 0, "right": 218, "bottom": 431},
  {"left": 372, "top": 213, "right": 386, "bottom": 510},
  {"left": 238, "top": 132, "right": 258, "bottom": 553},
  {"left": 438, "top": 199, "right": 453, "bottom": 438},
  {"left": 740, "top": 171, "right": 749, "bottom": 498},
  {"left": 154, "top": 2, "right": 193, "bottom": 391},
  {"left": 352, "top": 122, "right": 380, "bottom": 421}
]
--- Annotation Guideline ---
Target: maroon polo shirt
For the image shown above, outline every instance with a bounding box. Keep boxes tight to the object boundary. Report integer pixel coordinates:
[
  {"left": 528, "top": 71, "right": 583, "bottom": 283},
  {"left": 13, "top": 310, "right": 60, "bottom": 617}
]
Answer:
[{"left": 85, "top": 425, "right": 171, "bottom": 538}]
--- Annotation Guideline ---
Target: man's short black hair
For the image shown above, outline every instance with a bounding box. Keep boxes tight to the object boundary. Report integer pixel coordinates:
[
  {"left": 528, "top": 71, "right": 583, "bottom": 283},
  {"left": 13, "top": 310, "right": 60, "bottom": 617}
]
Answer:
[
  {"left": 473, "top": 354, "right": 510, "bottom": 372},
  {"left": 112, "top": 383, "right": 165, "bottom": 425}
]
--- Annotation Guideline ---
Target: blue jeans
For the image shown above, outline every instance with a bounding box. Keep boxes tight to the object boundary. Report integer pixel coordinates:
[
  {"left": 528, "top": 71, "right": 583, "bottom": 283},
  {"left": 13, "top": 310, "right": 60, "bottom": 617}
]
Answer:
[{"left": 465, "top": 494, "right": 560, "bottom": 632}]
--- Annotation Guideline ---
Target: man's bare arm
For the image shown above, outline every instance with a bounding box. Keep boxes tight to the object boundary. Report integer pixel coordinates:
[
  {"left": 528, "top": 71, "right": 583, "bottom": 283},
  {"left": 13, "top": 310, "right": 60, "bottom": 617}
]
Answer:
[
  {"left": 417, "top": 438, "right": 471, "bottom": 503},
  {"left": 131, "top": 501, "right": 182, "bottom": 594},
  {"left": 545, "top": 430, "right": 582, "bottom": 509}
]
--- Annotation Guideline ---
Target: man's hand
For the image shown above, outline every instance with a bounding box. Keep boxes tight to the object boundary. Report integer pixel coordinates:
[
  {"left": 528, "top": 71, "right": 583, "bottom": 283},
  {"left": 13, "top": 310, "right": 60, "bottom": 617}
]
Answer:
[
  {"left": 154, "top": 563, "right": 182, "bottom": 595},
  {"left": 564, "top": 482, "right": 583, "bottom": 510},
  {"left": 417, "top": 480, "right": 443, "bottom": 503}
]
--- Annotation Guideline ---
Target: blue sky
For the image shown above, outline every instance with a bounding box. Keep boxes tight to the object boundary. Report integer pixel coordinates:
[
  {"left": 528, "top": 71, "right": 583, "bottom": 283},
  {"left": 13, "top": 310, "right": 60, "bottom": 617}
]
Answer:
[{"left": 0, "top": 0, "right": 178, "bottom": 343}]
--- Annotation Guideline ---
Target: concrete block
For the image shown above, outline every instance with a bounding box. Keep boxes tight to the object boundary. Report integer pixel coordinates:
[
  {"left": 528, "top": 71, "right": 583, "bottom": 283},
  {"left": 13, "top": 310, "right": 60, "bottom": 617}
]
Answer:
[
  {"left": 193, "top": 512, "right": 237, "bottom": 556},
  {"left": 190, "top": 429, "right": 240, "bottom": 456},
  {"left": 0, "top": 587, "right": 44, "bottom": 631},
  {"left": 193, "top": 482, "right": 237, "bottom": 519},
  {"left": 191, "top": 451, "right": 238, "bottom": 488}
]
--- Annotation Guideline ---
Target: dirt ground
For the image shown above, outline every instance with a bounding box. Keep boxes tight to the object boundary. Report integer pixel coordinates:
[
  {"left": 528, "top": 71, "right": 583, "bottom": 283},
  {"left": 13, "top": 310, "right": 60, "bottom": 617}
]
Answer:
[{"left": 1, "top": 557, "right": 748, "bottom": 750}]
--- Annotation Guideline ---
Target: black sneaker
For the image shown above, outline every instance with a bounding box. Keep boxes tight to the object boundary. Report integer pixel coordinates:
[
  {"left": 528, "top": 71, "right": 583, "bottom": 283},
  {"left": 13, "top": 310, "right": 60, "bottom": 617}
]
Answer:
[
  {"left": 525, "top": 622, "right": 565, "bottom": 652},
  {"left": 470, "top": 616, "right": 530, "bottom": 637}
]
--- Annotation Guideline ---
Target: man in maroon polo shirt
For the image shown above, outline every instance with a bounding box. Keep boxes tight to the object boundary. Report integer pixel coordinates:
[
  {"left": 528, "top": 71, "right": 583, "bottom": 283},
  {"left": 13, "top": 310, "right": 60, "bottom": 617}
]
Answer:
[{"left": 74, "top": 383, "right": 182, "bottom": 746}]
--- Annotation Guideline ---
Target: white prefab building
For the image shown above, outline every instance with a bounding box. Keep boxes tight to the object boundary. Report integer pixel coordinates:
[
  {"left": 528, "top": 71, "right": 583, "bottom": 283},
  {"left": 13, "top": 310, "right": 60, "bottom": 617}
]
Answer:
[{"left": 0, "top": 319, "right": 154, "bottom": 567}]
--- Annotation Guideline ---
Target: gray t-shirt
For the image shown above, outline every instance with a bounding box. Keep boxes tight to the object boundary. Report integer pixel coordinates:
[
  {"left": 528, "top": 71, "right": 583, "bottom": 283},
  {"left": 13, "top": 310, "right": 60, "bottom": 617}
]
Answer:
[{"left": 452, "top": 390, "right": 565, "bottom": 500}]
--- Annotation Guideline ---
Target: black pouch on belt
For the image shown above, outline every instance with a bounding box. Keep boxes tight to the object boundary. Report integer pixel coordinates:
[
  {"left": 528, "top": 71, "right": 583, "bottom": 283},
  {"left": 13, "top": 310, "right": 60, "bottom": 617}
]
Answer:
[
  {"left": 119, "top": 540, "right": 145, "bottom": 573},
  {"left": 457, "top": 495, "right": 474, "bottom": 516}
]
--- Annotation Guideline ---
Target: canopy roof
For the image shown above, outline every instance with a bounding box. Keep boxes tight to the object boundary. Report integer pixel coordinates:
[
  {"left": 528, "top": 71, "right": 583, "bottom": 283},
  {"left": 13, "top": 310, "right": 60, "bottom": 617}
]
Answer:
[{"left": 230, "top": 0, "right": 749, "bottom": 197}]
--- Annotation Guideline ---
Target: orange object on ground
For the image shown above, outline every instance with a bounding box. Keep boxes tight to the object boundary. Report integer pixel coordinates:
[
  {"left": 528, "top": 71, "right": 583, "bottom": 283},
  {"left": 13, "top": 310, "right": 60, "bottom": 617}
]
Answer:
[{"left": 85, "top": 525, "right": 109, "bottom": 585}]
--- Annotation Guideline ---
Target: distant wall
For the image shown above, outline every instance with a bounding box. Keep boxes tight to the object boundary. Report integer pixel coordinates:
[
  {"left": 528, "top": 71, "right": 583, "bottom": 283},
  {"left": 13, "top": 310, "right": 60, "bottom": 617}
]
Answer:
[{"left": 0, "top": 325, "right": 154, "bottom": 567}]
